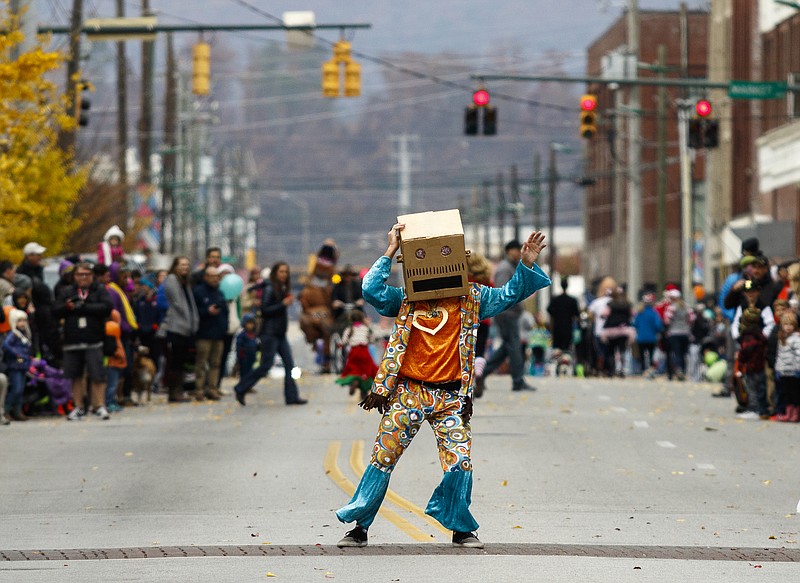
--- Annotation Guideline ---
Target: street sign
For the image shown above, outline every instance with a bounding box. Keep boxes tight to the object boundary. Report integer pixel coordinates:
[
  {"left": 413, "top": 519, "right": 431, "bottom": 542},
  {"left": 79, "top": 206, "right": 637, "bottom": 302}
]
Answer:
[{"left": 728, "top": 80, "right": 787, "bottom": 100}]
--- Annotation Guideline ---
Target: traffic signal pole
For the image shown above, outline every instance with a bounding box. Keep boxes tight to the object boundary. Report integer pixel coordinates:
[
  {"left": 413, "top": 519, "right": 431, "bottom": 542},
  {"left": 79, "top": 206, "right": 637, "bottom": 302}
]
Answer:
[
  {"left": 626, "top": 0, "right": 643, "bottom": 301},
  {"left": 676, "top": 99, "right": 694, "bottom": 306}
]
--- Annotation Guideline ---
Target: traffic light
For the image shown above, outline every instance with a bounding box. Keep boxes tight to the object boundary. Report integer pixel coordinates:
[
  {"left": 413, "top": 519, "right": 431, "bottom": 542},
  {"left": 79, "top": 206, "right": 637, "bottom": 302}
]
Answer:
[
  {"left": 695, "top": 99, "right": 712, "bottom": 118},
  {"left": 579, "top": 94, "right": 597, "bottom": 139},
  {"left": 704, "top": 119, "right": 719, "bottom": 148},
  {"left": 321, "top": 41, "right": 360, "bottom": 98},
  {"left": 321, "top": 59, "right": 339, "bottom": 98},
  {"left": 464, "top": 86, "right": 496, "bottom": 135},
  {"left": 464, "top": 106, "right": 478, "bottom": 135},
  {"left": 483, "top": 106, "right": 497, "bottom": 135},
  {"left": 688, "top": 118, "right": 704, "bottom": 149},
  {"left": 688, "top": 99, "right": 719, "bottom": 149},
  {"left": 75, "top": 80, "right": 92, "bottom": 127},
  {"left": 344, "top": 60, "right": 361, "bottom": 97},
  {"left": 192, "top": 42, "right": 211, "bottom": 95}
]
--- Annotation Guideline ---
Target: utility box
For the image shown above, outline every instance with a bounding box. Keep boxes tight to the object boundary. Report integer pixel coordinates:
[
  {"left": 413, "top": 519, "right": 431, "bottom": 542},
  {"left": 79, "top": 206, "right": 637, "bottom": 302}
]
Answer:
[{"left": 397, "top": 209, "right": 471, "bottom": 301}]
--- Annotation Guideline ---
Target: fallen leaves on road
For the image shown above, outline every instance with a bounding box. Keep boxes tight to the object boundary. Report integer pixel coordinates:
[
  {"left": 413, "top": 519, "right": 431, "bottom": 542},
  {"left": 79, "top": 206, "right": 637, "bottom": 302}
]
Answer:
[
  {"left": 124, "top": 452, "right": 134, "bottom": 457},
  {"left": 266, "top": 572, "right": 278, "bottom": 577}
]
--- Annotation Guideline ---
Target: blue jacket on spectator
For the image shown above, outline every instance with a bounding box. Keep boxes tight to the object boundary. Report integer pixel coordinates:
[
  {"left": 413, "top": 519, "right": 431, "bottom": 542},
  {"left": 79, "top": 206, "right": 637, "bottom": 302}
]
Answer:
[
  {"left": 134, "top": 292, "right": 162, "bottom": 334},
  {"left": 633, "top": 305, "right": 664, "bottom": 344},
  {"left": 193, "top": 281, "right": 229, "bottom": 341},
  {"left": 2, "top": 332, "right": 32, "bottom": 371},
  {"left": 718, "top": 271, "right": 741, "bottom": 323}
]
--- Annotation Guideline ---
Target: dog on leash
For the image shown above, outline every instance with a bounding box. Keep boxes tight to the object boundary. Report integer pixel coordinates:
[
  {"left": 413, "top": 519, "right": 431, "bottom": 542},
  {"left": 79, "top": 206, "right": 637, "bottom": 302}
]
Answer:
[{"left": 132, "top": 345, "right": 157, "bottom": 403}]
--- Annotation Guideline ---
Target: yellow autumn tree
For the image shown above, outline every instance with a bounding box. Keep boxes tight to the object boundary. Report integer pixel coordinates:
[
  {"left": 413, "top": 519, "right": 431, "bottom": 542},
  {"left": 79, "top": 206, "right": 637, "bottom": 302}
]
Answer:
[{"left": 0, "top": 4, "right": 85, "bottom": 261}]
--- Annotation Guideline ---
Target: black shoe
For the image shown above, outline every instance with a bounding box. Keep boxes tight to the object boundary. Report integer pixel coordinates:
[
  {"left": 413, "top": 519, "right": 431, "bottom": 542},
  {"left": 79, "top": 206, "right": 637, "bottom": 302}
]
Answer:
[
  {"left": 512, "top": 383, "right": 537, "bottom": 392},
  {"left": 235, "top": 391, "right": 246, "bottom": 406},
  {"left": 452, "top": 531, "right": 484, "bottom": 548},
  {"left": 474, "top": 375, "right": 485, "bottom": 399},
  {"left": 712, "top": 390, "right": 731, "bottom": 398},
  {"left": 337, "top": 525, "right": 368, "bottom": 547},
  {"left": 287, "top": 398, "right": 308, "bottom": 405},
  {"left": 735, "top": 404, "right": 747, "bottom": 414}
]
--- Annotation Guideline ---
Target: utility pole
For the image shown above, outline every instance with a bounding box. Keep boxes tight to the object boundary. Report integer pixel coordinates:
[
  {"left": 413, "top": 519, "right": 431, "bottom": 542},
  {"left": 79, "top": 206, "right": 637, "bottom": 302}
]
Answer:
[
  {"left": 138, "top": 0, "right": 154, "bottom": 185},
  {"left": 162, "top": 33, "right": 177, "bottom": 254},
  {"left": 612, "top": 87, "right": 625, "bottom": 279},
  {"left": 391, "top": 134, "right": 419, "bottom": 217},
  {"left": 548, "top": 144, "right": 558, "bottom": 276},
  {"left": 677, "top": 98, "right": 693, "bottom": 304},
  {"left": 510, "top": 164, "right": 521, "bottom": 242},
  {"left": 471, "top": 185, "right": 481, "bottom": 253},
  {"left": 496, "top": 172, "right": 506, "bottom": 245},
  {"left": 115, "top": 0, "right": 128, "bottom": 223},
  {"left": 626, "top": 0, "right": 642, "bottom": 299},
  {"left": 57, "top": 0, "right": 83, "bottom": 153},
  {"left": 532, "top": 152, "right": 542, "bottom": 230},
  {"left": 482, "top": 181, "right": 492, "bottom": 257},
  {"left": 656, "top": 44, "right": 668, "bottom": 290}
]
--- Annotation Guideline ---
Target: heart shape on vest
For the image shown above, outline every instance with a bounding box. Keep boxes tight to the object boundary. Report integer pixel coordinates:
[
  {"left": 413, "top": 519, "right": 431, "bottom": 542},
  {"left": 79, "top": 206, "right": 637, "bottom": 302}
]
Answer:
[{"left": 411, "top": 307, "right": 448, "bottom": 335}]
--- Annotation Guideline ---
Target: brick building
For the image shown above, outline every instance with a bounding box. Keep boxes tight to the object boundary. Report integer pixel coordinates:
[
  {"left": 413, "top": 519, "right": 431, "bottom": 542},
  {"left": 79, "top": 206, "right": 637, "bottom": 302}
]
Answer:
[{"left": 583, "top": 10, "right": 709, "bottom": 293}]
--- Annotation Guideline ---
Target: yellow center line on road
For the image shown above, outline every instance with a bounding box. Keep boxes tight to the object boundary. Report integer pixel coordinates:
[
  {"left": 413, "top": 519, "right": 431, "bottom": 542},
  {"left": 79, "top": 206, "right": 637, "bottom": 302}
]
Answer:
[
  {"left": 323, "top": 441, "right": 433, "bottom": 542},
  {"left": 349, "top": 440, "right": 449, "bottom": 537}
]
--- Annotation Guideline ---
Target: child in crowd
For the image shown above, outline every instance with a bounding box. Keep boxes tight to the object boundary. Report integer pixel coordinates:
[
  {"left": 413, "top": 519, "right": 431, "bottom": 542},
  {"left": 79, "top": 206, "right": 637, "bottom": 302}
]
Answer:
[
  {"left": 774, "top": 312, "right": 800, "bottom": 422},
  {"left": 105, "top": 310, "right": 127, "bottom": 413},
  {"left": 2, "top": 309, "right": 33, "bottom": 421},
  {"left": 236, "top": 313, "right": 260, "bottom": 379},
  {"left": 737, "top": 305, "right": 769, "bottom": 420},
  {"left": 633, "top": 292, "right": 664, "bottom": 377},
  {"left": 766, "top": 299, "right": 789, "bottom": 416},
  {"left": 335, "top": 309, "right": 377, "bottom": 397},
  {"left": 97, "top": 225, "right": 125, "bottom": 266}
]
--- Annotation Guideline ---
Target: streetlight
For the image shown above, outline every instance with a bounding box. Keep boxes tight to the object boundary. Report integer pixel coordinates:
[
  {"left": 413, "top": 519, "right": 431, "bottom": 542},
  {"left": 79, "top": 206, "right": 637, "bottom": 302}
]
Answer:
[{"left": 548, "top": 142, "right": 571, "bottom": 277}]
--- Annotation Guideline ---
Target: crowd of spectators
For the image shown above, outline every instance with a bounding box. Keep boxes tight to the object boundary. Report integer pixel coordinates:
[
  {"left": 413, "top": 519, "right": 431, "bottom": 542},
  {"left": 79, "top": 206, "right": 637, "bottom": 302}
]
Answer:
[
  {"left": 538, "top": 237, "right": 800, "bottom": 422},
  {"left": 2, "top": 229, "right": 798, "bottom": 426},
  {"left": 0, "top": 228, "right": 308, "bottom": 423}
]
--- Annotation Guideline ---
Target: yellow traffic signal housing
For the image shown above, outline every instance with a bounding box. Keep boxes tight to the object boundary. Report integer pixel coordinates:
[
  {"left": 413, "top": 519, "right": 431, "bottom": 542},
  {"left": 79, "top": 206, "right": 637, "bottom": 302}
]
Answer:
[
  {"left": 580, "top": 110, "right": 597, "bottom": 139},
  {"left": 192, "top": 42, "right": 211, "bottom": 95},
  {"left": 333, "top": 40, "right": 352, "bottom": 64},
  {"left": 344, "top": 60, "right": 361, "bottom": 97},
  {"left": 579, "top": 94, "right": 598, "bottom": 139},
  {"left": 321, "top": 59, "right": 340, "bottom": 98},
  {"left": 74, "top": 80, "right": 93, "bottom": 127}
]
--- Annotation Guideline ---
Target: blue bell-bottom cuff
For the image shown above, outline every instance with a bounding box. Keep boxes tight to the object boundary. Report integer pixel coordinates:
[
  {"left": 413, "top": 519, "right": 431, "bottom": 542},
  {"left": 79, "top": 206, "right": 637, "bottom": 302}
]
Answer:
[
  {"left": 425, "top": 469, "right": 479, "bottom": 532},
  {"left": 335, "top": 464, "right": 391, "bottom": 529}
]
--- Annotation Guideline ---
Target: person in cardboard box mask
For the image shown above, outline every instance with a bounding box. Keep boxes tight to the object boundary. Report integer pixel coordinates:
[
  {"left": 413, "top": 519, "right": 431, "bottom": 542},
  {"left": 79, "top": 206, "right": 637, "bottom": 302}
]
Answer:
[{"left": 336, "top": 210, "right": 550, "bottom": 549}]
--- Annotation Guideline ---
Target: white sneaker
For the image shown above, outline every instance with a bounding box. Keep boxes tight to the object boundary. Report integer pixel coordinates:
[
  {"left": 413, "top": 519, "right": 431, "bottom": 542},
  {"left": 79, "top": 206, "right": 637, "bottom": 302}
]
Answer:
[
  {"left": 93, "top": 406, "right": 110, "bottom": 420},
  {"left": 67, "top": 408, "right": 85, "bottom": 421},
  {"left": 736, "top": 411, "right": 759, "bottom": 420}
]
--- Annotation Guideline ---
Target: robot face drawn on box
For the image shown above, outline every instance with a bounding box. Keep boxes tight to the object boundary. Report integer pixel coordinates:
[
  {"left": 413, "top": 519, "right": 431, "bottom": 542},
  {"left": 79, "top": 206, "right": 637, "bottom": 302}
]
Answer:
[{"left": 396, "top": 209, "right": 471, "bottom": 301}]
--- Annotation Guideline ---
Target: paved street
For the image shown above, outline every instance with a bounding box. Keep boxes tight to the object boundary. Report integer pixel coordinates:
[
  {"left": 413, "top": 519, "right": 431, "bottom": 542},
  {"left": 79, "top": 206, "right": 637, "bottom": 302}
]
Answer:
[{"left": 2, "top": 332, "right": 799, "bottom": 582}]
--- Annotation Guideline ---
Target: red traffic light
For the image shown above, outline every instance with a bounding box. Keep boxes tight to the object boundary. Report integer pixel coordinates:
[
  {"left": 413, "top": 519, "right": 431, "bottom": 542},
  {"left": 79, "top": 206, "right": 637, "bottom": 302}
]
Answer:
[
  {"left": 695, "top": 99, "right": 712, "bottom": 117},
  {"left": 472, "top": 89, "right": 490, "bottom": 107},
  {"left": 580, "top": 94, "right": 597, "bottom": 112}
]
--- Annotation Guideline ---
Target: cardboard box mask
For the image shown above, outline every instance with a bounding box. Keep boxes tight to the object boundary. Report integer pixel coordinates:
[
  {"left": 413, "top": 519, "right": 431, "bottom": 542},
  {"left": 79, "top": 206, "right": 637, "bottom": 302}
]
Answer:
[{"left": 397, "top": 209, "right": 471, "bottom": 301}]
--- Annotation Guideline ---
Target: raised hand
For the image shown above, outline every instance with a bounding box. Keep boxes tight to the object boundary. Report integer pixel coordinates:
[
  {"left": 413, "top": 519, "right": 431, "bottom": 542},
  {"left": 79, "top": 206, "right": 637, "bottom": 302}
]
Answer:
[
  {"left": 520, "top": 231, "right": 547, "bottom": 267},
  {"left": 384, "top": 223, "right": 405, "bottom": 258}
]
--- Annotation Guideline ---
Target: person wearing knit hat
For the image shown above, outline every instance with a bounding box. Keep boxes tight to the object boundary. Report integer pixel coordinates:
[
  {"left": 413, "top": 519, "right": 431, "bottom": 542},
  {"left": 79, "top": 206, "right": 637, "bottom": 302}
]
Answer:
[
  {"left": 717, "top": 239, "right": 761, "bottom": 324},
  {"left": 2, "top": 309, "right": 33, "bottom": 421},
  {"left": 730, "top": 276, "right": 774, "bottom": 419},
  {"left": 97, "top": 225, "right": 125, "bottom": 266}
]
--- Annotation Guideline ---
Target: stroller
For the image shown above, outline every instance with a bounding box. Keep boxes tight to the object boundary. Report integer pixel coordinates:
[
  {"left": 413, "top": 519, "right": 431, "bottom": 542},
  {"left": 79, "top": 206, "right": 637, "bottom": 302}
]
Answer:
[{"left": 24, "top": 358, "right": 73, "bottom": 416}]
